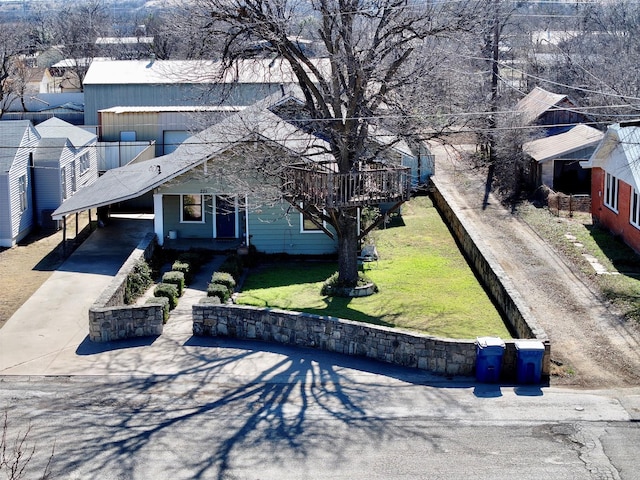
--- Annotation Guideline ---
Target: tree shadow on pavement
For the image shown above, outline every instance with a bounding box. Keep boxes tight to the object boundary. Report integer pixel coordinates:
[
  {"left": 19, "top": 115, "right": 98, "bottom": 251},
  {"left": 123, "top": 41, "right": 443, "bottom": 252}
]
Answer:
[{"left": 37, "top": 339, "right": 476, "bottom": 479}]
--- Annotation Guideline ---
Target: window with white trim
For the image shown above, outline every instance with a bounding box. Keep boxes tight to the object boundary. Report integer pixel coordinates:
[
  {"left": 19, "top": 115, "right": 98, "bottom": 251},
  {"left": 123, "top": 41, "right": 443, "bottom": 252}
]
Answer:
[
  {"left": 181, "top": 194, "right": 204, "bottom": 222},
  {"left": 631, "top": 187, "right": 640, "bottom": 229},
  {"left": 18, "top": 175, "right": 27, "bottom": 212},
  {"left": 61, "top": 167, "right": 67, "bottom": 199},
  {"left": 300, "top": 203, "right": 324, "bottom": 233},
  {"left": 79, "top": 152, "right": 90, "bottom": 174},
  {"left": 604, "top": 172, "right": 619, "bottom": 212}
]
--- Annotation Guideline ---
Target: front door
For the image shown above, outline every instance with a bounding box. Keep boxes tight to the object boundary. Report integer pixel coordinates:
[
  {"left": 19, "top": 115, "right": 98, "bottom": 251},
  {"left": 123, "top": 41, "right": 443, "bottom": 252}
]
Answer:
[{"left": 215, "top": 195, "right": 236, "bottom": 238}]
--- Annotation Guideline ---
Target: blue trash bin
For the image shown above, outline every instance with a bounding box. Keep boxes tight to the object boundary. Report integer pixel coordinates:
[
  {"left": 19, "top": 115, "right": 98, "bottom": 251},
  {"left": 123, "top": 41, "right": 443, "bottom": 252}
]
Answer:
[
  {"left": 476, "top": 337, "right": 505, "bottom": 383},
  {"left": 515, "top": 340, "right": 545, "bottom": 384}
]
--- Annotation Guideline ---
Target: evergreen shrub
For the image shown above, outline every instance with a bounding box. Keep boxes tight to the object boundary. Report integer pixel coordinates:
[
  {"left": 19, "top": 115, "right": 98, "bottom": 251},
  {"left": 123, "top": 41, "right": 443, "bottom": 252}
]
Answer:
[
  {"left": 207, "top": 283, "right": 230, "bottom": 303},
  {"left": 145, "top": 296, "right": 170, "bottom": 323},
  {"left": 154, "top": 283, "right": 179, "bottom": 309},
  {"left": 162, "top": 271, "right": 185, "bottom": 296}
]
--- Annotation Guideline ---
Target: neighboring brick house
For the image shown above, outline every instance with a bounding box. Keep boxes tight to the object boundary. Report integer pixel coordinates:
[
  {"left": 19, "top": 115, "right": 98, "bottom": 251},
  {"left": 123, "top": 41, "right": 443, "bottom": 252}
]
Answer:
[{"left": 581, "top": 121, "right": 640, "bottom": 254}]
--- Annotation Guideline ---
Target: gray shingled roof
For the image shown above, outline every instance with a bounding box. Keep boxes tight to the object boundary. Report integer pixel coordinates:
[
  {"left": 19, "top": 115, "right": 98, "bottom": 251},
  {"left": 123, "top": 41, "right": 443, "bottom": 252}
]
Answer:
[
  {"left": 52, "top": 90, "right": 332, "bottom": 219},
  {"left": 33, "top": 137, "right": 67, "bottom": 165},
  {"left": 0, "top": 121, "right": 37, "bottom": 174},
  {"left": 523, "top": 124, "right": 603, "bottom": 163},
  {"left": 35, "top": 117, "right": 96, "bottom": 149}
]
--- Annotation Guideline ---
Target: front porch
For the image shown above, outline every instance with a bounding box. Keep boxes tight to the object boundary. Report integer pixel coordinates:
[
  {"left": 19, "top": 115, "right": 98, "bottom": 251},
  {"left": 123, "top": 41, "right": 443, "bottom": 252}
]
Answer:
[{"left": 161, "top": 236, "right": 244, "bottom": 252}]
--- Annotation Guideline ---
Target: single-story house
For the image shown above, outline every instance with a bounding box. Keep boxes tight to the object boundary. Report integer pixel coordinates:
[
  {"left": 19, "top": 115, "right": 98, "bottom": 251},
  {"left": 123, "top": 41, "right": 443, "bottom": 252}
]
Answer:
[
  {"left": 33, "top": 117, "right": 99, "bottom": 228},
  {"left": 0, "top": 121, "right": 40, "bottom": 247},
  {"left": 523, "top": 124, "right": 604, "bottom": 194},
  {"left": 53, "top": 90, "right": 432, "bottom": 254},
  {"left": 515, "top": 86, "right": 593, "bottom": 136},
  {"left": 581, "top": 121, "right": 640, "bottom": 254}
]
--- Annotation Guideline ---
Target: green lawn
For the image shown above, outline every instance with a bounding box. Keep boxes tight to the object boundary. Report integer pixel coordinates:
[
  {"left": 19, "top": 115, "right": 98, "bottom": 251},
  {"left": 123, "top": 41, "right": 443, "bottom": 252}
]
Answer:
[{"left": 237, "top": 196, "right": 511, "bottom": 339}]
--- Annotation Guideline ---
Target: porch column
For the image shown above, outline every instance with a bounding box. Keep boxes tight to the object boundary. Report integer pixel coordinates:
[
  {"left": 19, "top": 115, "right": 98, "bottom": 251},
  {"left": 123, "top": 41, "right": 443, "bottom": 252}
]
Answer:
[
  {"left": 244, "top": 195, "right": 250, "bottom": 246},
  {"left": 153, "top": 194, "right": 164, "bottom": 245}
]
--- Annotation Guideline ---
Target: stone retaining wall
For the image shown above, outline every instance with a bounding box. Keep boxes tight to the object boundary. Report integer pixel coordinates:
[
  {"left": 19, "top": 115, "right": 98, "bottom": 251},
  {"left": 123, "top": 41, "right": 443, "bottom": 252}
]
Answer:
[
  {"left": 88, "top": 232, "right": 164, "bottom": 342},
  {"left": 193, "top": 304, "right": 479, "bottom": 376},
  {"left": 193, "top": 304, "right": 528, "bottom": 379},
  {"left": 430, "top": 179, "right": 550, "bottom": 375}
]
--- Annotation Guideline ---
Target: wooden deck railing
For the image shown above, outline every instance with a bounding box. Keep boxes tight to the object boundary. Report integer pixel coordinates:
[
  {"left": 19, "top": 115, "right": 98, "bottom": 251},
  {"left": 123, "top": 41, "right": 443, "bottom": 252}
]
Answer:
[{"left": 282, "top": 165, "right": 411, "bottom": 208}]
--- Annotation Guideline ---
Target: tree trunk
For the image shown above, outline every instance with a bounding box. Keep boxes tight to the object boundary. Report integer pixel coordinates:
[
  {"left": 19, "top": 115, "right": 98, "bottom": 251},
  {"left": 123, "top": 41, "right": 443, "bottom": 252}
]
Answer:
[{"left": 336, "top": 207, "right": 360, "bottom": 287}]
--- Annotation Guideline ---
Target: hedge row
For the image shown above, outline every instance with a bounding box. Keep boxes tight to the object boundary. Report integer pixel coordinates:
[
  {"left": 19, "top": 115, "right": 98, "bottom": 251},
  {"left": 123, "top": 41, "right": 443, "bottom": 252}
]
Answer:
[
  {"left": 206, "top": 254, "right": 243, "bottom": 303},
  {"left": 152, "top": 249, "right": 210, "bottom": 311}
]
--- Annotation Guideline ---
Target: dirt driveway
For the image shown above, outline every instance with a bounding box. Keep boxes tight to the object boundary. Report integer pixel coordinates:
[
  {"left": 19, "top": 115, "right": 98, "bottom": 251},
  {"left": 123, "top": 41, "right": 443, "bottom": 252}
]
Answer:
[{"left": 432, "top": 144, "right": 640, "bottom": 389}]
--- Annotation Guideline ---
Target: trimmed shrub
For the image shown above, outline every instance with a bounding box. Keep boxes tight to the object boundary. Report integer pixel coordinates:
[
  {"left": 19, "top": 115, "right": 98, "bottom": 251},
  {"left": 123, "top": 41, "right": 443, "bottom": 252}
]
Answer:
[
  {"left": 145, "top": 296, "right": 170, "bottom": 323},
  {"left": 154, "top": 283, "right": 179, "bottom": 310},
  {"left": 211, "top": 271, "right": 236, "bottom": 291},
  {"left": 124, "top": 260, "right": 153, "bottom": 304},
  {"left": 171, "top": 260, "right": 192, "bottom": 284},
  {"left": 207, "top": 283, "right": 230, "bottom": 303},
  {"left": 198, "top": 296, "right": 221, "bottom": 305},
  {"left": 177, "top": 251, "right": 206, "bottom": 273},
  {"left": 219, "top": 254, "right": 243, "bottom": 281},
  {"left": 162, "top": 271, "right": 185, "bottom": 297}
]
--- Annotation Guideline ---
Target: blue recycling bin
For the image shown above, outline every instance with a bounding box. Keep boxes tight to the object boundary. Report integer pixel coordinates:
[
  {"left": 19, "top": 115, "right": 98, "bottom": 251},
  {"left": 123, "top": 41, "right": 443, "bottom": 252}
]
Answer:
[
  {"left": 476, "top": 337, "right": 505, "bottom": 383},
  {"left": 515, "top": 340, "right": 545, "bottom": 384}
]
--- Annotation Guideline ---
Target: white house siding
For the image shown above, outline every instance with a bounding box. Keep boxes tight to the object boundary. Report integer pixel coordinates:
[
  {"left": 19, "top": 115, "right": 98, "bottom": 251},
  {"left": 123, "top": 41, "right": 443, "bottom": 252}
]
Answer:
[
  {"left": 3, "top": 151, "right": 34, "bottom": 246},
  {"left": 75, "top": 145, "right": 99, "bottom": 190},
  {"left": 33, "top": 152, "right": 64, "bottom": 227},
  {"left": 34, "top": 144, "right": 99, "bottom": 227},
  {"left": 0, "top": 177, "right": 12, "bottom": 245}
]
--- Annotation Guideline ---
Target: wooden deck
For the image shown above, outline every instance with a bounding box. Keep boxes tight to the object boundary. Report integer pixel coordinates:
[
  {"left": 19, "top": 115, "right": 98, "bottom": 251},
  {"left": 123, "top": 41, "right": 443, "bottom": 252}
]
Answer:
[{"left": 282, "top": 165, "right": 411, "bottom": 208}]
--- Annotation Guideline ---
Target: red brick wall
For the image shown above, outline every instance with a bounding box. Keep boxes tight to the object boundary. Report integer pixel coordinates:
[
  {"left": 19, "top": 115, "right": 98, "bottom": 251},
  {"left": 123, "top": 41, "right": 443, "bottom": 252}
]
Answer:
[{"left": 591, "top": 167, "right": 640, "bottom": 253}]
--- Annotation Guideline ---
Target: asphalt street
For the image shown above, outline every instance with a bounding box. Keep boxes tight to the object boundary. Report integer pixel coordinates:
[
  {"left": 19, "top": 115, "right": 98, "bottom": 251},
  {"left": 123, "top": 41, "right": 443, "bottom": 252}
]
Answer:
[
  {"left": 1, "top": 200, "right": 639, "bottom": 478},
  {"left": 1, "top": 345, "right": 640, "bottom": 479}
]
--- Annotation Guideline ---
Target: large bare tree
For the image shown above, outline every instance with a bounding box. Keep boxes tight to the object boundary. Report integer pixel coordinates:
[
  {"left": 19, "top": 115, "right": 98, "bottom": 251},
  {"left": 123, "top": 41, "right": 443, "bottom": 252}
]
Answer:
[
  {"left": 186, "top": 0, "right": 484, "bottom": 287},
  {"left": 0, "top": 27, "right": 30, "bottom": 117}
]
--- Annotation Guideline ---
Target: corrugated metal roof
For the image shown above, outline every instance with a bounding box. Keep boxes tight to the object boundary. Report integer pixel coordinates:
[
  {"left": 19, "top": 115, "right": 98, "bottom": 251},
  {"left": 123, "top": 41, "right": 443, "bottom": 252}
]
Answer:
[
  {"left": 99, "top": 106, "right": 244, "bottom": 114},
  {"left": 523, "top": 124, "right": 604, "bottom": 162},
  {"left": 515, "top": 86, "right": 568, "bottom": 125},
  {"left": 83, "top": 58, "right": 331, "bottom": 86},
  {"left": 35, "top": 117, "right": 96, "bottom": 149},
  {"left": 95, "top": 37, "right": 153, "bottom": 45},
  {"left": 0, "top": 121, "right": 37, "bottom": 173}
]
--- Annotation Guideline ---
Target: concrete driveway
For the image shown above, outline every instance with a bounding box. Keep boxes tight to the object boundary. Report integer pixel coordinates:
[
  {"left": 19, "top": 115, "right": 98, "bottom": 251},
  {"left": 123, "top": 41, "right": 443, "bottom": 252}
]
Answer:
[
  {"left": 0, "top": 214, "right": 379, "bottom": 382},
  {"left": 0, "top": 215, "right": 157, "bottom": 375}
]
